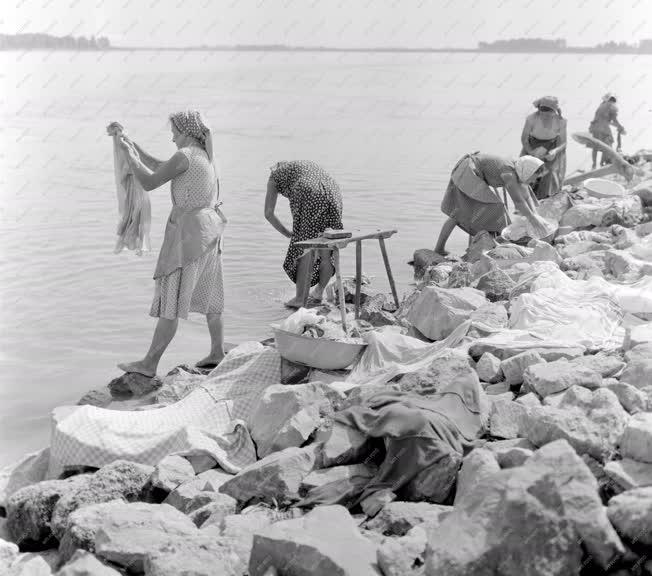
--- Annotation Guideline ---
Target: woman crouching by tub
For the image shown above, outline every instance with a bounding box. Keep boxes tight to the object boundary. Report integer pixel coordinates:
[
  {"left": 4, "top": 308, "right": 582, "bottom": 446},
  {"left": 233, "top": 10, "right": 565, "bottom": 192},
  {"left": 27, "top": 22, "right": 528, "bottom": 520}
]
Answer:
[
  {"left": 434, "top": 153, "right": 551, "bottom": 256},
  {"left": 115, "top": 110, "right": 227, "bottom": 377}
]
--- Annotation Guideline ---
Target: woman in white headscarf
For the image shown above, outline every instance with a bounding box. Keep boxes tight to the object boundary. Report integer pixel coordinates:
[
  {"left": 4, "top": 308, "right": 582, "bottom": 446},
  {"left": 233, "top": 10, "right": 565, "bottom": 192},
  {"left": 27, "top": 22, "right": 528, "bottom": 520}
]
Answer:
[
  {"left": 434, "top": 153, "right": 550, "bottom": 255},
  {"left": 112, "top": 110, "right": 227, "bottom": 377}
]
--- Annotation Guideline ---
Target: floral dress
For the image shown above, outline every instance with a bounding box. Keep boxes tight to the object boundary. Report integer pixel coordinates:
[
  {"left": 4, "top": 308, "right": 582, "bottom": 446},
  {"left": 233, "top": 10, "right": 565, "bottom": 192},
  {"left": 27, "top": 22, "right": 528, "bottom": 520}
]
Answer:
[{"left": 270, "top": 161, "right": 343, "bottom": 286}]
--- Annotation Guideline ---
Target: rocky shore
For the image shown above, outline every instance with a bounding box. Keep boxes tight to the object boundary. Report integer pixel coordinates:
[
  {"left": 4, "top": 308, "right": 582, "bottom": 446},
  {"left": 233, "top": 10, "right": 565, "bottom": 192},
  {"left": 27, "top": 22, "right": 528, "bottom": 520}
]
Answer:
[{"left": 2, "top": 167, "right": 652, "bottom": 575}]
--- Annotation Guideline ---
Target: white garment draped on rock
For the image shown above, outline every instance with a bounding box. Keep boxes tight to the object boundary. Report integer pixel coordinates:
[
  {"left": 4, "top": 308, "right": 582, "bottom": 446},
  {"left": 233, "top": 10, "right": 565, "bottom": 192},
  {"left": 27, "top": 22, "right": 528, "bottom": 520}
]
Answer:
[{"left": 111, "top": 131, "right": 151, "bottom": 255}]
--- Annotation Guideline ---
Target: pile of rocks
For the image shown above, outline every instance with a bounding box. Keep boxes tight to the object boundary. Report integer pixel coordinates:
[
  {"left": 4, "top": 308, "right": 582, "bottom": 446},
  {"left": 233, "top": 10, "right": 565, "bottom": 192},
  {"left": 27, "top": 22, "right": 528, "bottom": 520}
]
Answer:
[{"left": 2, "top": 178, "right": 652, "bottom": 575}]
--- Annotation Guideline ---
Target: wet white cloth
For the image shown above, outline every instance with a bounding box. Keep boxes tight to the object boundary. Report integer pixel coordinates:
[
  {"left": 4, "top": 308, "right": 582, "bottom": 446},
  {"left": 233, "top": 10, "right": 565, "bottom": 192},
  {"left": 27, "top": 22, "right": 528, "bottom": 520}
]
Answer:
[
  {"left": 509, "top": 263, "right": 625, "bottom": 349},
  {"left": 345, "top": 322, "right": 471, "bottom": 387},
  {"left": 111, "top": 132, "right": 151, "bottom": 255},
  {"left": 48, "top": 343, "right": 280, "bottom": 478}
]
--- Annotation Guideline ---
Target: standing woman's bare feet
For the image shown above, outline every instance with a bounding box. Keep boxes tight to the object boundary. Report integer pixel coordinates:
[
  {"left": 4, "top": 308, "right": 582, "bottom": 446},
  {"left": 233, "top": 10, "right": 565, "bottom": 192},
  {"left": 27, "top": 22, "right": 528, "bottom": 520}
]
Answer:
[
  {"left": 117, "top": 360, "right": 157, "bottom": 378},
  {"left": 284, "top": 296, "right": 304, "bottom": 309},
  {"left": 195, "top": 353, "right": 225, "bottom": 369}
]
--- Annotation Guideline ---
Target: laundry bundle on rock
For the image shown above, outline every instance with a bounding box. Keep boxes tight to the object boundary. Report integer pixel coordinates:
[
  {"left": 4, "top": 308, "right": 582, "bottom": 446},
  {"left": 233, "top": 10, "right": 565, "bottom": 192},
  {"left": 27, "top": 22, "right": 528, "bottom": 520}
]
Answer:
[{"left": 107, "top": 123, "right": 151, "bottom": 255}]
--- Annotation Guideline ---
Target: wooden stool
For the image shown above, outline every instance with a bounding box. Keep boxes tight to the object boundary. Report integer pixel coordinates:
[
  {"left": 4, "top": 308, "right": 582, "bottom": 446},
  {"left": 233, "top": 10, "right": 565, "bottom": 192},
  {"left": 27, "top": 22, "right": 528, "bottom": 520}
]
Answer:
[{"left": 293, "top": 229, "right": 399, "bottom": 332}]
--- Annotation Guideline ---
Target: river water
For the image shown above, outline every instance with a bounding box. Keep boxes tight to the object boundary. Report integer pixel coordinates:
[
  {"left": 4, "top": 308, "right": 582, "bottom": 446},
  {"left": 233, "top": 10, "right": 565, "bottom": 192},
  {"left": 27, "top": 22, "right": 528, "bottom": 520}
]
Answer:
[{"left": 1, "top": 50, "right": 651, "bottom": 466}]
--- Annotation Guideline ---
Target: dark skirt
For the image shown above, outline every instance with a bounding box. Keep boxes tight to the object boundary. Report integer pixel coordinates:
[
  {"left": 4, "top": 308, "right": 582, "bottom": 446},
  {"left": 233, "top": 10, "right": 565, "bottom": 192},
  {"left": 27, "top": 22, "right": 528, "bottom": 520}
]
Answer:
[
  {"left": 440, "top": 157, "right": 508, "bottom": 236},
  {"left": 284, "top": 189, "right": 343, "bottom": 286}
]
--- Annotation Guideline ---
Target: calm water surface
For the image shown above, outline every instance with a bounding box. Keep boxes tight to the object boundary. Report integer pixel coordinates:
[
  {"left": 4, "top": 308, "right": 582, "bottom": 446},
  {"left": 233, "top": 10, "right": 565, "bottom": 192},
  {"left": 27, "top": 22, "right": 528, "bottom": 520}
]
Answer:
[{"left": 1, "top": 50, "right": 651, "bottom": 466}]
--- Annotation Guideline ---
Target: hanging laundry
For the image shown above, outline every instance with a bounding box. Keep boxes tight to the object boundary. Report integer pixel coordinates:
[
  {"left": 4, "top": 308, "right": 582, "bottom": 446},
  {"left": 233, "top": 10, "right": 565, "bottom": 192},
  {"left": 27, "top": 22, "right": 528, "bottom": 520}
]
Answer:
[{"left": 107, "top": 122, "right": 151, "bottom": 255}]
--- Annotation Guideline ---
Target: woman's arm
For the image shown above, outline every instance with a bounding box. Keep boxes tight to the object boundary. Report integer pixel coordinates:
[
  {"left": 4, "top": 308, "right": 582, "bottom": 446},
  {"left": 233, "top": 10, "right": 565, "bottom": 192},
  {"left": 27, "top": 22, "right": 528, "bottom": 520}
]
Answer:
[
  {"left": 609, "top": 105, "right": 626, "bottom": 133},
  {"left": 502, "top": 172, "right": 550, "bottom": 237},
  {"left": 123, "top": 141, "right": 188, "bottom": 192},
  {"left": 264, "top": 176, "right": 292, "bottom": 238},
  {"left": 132, "top": 142, "right": 165, "bottom": 172},
  {"left": 547, "top": 121, "right": 567, "bottom": 159},
  {"left": 520, "top": 117, "right": 535, "bottom": 154}
]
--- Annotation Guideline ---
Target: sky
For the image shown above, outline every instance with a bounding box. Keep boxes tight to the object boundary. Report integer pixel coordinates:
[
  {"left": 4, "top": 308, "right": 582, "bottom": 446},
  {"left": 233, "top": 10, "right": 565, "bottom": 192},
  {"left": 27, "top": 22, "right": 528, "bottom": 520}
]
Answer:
[{"left": 2, "top": 0, "right": 652, "bottom": 48}]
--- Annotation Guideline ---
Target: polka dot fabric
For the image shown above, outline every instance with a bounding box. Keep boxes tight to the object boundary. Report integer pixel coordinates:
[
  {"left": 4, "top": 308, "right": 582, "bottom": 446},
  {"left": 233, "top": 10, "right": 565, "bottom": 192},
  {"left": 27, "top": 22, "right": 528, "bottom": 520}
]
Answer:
[
  {"left": 270, "top": 160, "right": 343, "bottom": 286},
  {"left": 151, "top": 146, "right": 224, "bottom": 319}
]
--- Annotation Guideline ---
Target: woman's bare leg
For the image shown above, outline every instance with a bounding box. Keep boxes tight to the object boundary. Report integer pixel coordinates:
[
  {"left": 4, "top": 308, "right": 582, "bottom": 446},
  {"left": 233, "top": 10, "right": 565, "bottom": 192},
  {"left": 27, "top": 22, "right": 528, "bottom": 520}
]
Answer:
[
  {"left": 118, "top": 317, "right": 179, "bottom": 377},
  {"left": 434, "top": 217, "right": 457, "bottom": 255},
  {"left": 308, "top": 249, "right": 334, "bottom": 301},
  {"left": 285, "top": 253, "right": 312, "bottom": 307},
  {"left": 196, "top": 313, "right": 225, "bottom": 367}
]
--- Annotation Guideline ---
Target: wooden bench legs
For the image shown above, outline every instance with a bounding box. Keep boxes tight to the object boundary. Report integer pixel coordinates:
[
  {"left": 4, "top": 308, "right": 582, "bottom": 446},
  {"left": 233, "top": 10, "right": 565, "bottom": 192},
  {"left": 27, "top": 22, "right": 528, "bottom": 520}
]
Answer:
[{"left": 379, "top": 237, "right": 400, "bottom": 309}]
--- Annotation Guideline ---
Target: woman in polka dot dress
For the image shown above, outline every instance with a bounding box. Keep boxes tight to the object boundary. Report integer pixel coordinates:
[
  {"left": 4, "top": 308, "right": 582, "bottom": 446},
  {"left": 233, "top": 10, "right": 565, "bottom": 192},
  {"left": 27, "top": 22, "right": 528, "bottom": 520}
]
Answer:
[
  {"left": 115, "top": 110, "right": 227, "bottom": 377},
  {"left": 265, "top": 161, "right": 343, "bottom": 308}
]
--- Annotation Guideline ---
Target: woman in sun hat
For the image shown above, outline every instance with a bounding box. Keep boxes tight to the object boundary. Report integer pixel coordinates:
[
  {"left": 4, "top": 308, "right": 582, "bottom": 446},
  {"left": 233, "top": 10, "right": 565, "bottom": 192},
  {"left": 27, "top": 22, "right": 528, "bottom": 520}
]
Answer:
[
  {"left": 114, "top": 109, "right": 227, "bottom": 377},
  {"left": 519, "top": 95, "right": 567, "bottom": 199}
]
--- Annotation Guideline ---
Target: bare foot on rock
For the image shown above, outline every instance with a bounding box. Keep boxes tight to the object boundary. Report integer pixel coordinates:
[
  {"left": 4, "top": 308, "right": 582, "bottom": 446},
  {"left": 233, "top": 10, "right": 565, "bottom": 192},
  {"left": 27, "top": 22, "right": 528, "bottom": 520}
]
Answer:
[
  {"left": 284, "top": 297, "right": 304, "bottom": 309},
  {"left": 117, "top": 360, "right": 156, "bottom": 378},
  {"left": 195, "top": 354, "right": 225, "bottom": 369}
]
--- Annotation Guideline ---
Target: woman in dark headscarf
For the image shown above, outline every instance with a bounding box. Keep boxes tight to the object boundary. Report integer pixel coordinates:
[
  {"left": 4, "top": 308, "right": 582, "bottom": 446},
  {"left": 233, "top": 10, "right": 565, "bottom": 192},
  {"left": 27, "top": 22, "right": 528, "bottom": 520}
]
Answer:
[
  {"left": 520, "top": 96, "right": 567, "bottom": 199},
  {"left": 265, "top": 160, "right": 343, "bottom": 308},
  {"left": 114, "top": 110, "right": 227, "bottom": 377}
]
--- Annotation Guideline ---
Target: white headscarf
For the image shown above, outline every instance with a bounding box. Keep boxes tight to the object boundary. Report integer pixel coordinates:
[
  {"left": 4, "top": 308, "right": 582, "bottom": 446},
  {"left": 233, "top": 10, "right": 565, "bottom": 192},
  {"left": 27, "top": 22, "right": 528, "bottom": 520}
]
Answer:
[{"left": 514, "top": 155, "right": 544, "bottom": 183}]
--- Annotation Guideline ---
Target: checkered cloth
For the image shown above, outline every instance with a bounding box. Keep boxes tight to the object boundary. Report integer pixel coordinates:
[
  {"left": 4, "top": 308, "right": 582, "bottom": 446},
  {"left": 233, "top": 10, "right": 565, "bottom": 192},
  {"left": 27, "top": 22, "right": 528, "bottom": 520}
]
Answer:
[{"left": 48, "top": 343, "right": 281, "bottom": 478}]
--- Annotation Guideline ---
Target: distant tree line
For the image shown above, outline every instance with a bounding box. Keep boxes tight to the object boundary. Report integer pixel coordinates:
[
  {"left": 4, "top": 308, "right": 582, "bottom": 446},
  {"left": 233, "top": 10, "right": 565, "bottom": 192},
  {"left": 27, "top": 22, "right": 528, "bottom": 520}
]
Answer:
[
  {"left": 479, "top": 37, "right": 652, "bottom": 53},
  {"left": 479, "top": 38, "right": 567, "bottom": 50},
  {"left": 0, "top": 33, "right": 111, "bottom": 50}
]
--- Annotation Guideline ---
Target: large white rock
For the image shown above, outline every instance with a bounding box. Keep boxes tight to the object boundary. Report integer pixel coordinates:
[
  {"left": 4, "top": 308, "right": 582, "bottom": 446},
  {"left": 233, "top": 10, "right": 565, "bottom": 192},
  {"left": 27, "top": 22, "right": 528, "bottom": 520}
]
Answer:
[
  {"left": 93, "top": 502, "right": 197, "bottom": 573},
  {"left": 476, "top": 352, "right": 503, "bottom": 383},
  {"left": 249, "top": 383, "right": 331, "bottom": 459},
  {"left": 0, "top": 538, "right": 19, "bottom": 569},
  {"left": 51, "top": 460, "right": 154, "bottom": 540},
  {"left": 398, "top": 349, "right": 478, "bottom": 397},
  {"left": 607, "top": 487, "right": 652, "bottom": 547},
  {"left": 604, "top": 458, "right": 652, "bottom": 490},
  {"left": 621, "top": 343, "right": 652, "bottom": 389},
  {"left": 143, "top": 532, "right": 243, "bottom": 576},
  {"left": 426, "top": 440, "right": 623, "bottom": 574},
  {"left": 57, "top": 550, "right": 122, "bottom": 576},
  {"left": 526, "top": 387, "right": 629, "bottom": 460},
  {"left": 376, "top": 526, "right": 427, "bottom": 576},
  {"left": 623, "top": 323, "right": 652, "bottom": 350},
  {"left": 248, "top": 505, "right": 380, "bottom": 576},
  {"left": 58, "top": 500, "right": 124, "bottom": 563},
  {"left": 6, "top": 474, "right": 90, "bottom": 547},
  {"left": 606, "top": 382, "right": 648, "bottom": 414},
  {"left": 571, "top": 352, "right": 625, "bottom": 378},
  {"left": 489, "top": 397, "right": 530, "bottom": 439},
  {"left": 300, "top": 464, "right": 374, "bottom": 499},
  {"left": 453, "top": 449, "right": 500, "bottom": 507},
  {"left": 149, "top": 455, "right": 196, "bottom": 494},
  {"left": 524, "top": 360, "right": 602, "bottom": 398},
  {"left": 365, "top": 502, "right": 452, "bottom": 536},
  {"left": 620, "top": 412, "right": 652, "bottom": 464},
  {"left": 219, "top": 446, "right": 318, "bottom": 507},
  {"left": 560, "top": 195, "right": 642, "bottom": 229},
  {"left": 406, "top": 285, "right": 488, "bottom": 340},
  {"left": 0, "top": 447, "right": 50, "bottom": 511},
  {"left": 499, "top": 350, "right": 545, "bottom": 385},
  {"left": 316, "top": 422, "right": 373, "bottom": 468},
  {"left": 6, "top": 554, "right": 53, "bottom": 576}
]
